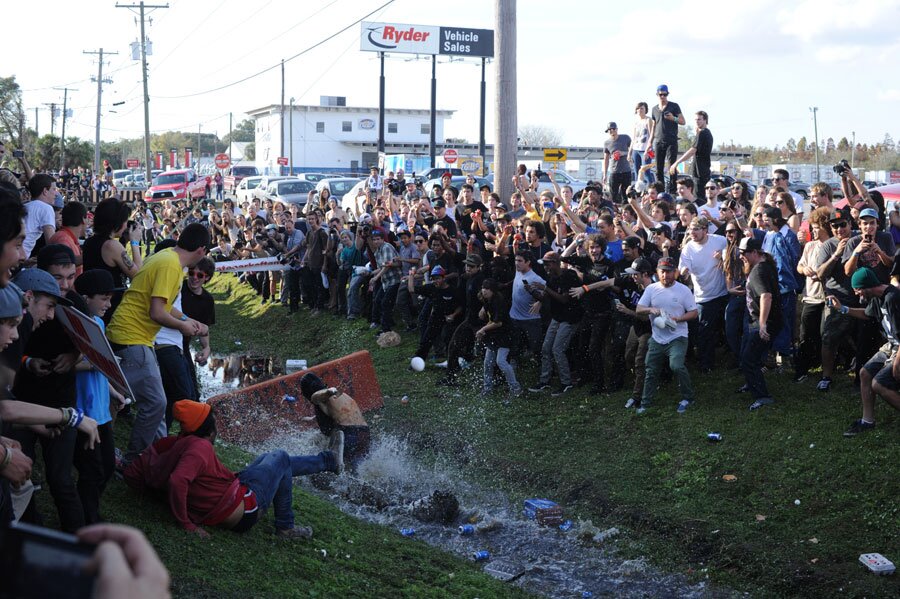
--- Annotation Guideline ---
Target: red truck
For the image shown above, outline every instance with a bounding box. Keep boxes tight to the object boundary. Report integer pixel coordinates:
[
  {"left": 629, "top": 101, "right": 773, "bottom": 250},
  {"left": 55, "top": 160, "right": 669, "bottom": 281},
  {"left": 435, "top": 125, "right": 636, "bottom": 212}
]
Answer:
[
  {"left": 144, "top": 169, "right": 208, "bottom": 203},
  {"left": 224, "top": 165, "right": 260, "bottom": 194}
]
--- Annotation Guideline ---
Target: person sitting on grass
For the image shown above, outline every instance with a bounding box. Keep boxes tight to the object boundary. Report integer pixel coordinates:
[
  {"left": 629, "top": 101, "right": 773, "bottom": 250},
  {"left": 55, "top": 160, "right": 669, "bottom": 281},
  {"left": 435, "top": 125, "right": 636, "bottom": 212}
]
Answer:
[
  {"left": 123, "top": 400, "right": 345, "bottom": 539},
  {"left": 300, "top": 372, "right": 370, "bottom": 470},
  {"left": 827, "top": 267, "right": 900, "bottom": 437}
]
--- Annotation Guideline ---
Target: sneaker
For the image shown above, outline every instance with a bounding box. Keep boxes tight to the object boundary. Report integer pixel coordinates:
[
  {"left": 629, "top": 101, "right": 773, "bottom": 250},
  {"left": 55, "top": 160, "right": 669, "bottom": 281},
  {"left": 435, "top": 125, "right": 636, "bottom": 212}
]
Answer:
[
  {"left": 276, "top": 525, "right": 314, "bottom": 540},
  {"left": 528, "top": 383, "right": 551, "bottom": 393},
  {"left": 677, "top": 400, "right": 692, "bottom": 414},
  {"left": 328, "top": 430, "right": 345, "bottom": 474},
  {"left": 624, "top": 396, "right": 639, "bottom": 409},
  {"left": 551, "top": 384, "right": 574, "bottom": 397},
  {"left": 843, "top": 419, "right": 875, "bottom": 437},
  {"left": 458, "top": 357, "right": 471, "bottom": 370},
  {"left": 749, "top": 397, "right": 775, "bottom": 411},
  {"left": 817, "top": 377, "right": 832, "bottom": 392},
  {"left": 793, "top": 373, "right": 808, "bottom": 383},
  {"left": 435, "top": 360, "right": 449, "bottom": 369},
  {"left": 635, "top": 406, "right": 650, "bottom": 415}
]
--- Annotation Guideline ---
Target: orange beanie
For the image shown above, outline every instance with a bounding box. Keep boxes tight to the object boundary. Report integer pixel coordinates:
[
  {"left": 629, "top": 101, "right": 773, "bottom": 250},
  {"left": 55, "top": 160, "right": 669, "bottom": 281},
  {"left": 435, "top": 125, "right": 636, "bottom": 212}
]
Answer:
[{"left": 173, "top": 400, "right": 211, "bottom": 433}]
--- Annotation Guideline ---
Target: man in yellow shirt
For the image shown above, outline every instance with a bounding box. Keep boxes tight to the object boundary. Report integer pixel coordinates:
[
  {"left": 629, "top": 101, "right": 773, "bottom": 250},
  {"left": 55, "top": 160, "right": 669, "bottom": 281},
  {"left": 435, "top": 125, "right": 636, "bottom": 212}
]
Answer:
[{"left": 107, "top": 223, "right": 210, "bottom": 465}]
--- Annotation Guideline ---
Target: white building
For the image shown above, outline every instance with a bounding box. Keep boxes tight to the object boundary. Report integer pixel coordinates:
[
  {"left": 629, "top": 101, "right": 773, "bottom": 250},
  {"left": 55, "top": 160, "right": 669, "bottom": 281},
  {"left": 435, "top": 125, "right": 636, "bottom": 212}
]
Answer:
[{"left": 247, "top": 96, "right": 453, "bottom": 175}]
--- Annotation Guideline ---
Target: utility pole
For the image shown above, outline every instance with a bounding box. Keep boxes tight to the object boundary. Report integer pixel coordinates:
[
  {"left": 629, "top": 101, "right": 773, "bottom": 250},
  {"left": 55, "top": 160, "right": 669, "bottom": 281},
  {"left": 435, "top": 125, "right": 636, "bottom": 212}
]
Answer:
[
  {"left": 228, "top": 112, "right": 233, "bottom": 162},
  {"left": 809, "top": 106, "right": 819, "bottom": 181},
  {"left": 34, "top": 107, "right": 39, "bottom": 137},
  {"left": 43, "top": 103, "right": 58, "bottom": 136},
  {"left": 494, "top": 0, "right": 517, "bottom": 202},
  {"left": 85, "top": 48, "right": 118, "bottom": 174},
  {"left": 54, "top": 87, "right": 76, "bottom": 171},
  {"left": 289, "top": 98, "right": 294, "bottom": 175},
  {"left": 851, "top": 130, "right": 856, "bottom": 169},
  {"left": 198, "top": 123, "right": 201, "bottom": 165},
  {"left": 280, "top": 59, "right": 285, "bottom": 172},
  {"left": 118, "top": 1, "right": 169, "bottom": 182}
]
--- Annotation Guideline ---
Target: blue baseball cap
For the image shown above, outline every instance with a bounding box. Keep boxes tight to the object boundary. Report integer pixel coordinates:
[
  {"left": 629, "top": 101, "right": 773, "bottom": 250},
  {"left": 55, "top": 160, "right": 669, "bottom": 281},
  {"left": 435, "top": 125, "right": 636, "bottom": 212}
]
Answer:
[
  {"left": 0, "top": 283, "right": 24, "bottom": 319},
  {"left": 11, "top": 268, "right": 72, "bottom": 306},
  {"left": 657, "top": 84, "right": 669, "bottom": 94},
  {"left": 858, "top": 207, "right": 879, "bottom": 220}
]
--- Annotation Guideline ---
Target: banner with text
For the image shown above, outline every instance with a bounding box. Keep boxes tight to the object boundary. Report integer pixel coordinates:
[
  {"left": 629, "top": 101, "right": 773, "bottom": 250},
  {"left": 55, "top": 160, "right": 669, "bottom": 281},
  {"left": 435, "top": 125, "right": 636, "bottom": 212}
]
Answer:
[
  {"left": 214, "top": 256, "right": 290, "bottom": 273},
  {"left": 361, "top": 22, "right": 493, "bottom": 57},
  {"left": 57, "top": 306, "right": 133, "bottom": 400}
]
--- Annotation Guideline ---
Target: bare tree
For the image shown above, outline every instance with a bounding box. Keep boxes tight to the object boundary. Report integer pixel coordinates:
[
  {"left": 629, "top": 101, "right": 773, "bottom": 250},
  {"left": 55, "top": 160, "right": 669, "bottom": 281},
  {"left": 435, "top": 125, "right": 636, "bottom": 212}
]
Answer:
[{"left": 517, "top": 124, "right": 561, "bottom": 147}]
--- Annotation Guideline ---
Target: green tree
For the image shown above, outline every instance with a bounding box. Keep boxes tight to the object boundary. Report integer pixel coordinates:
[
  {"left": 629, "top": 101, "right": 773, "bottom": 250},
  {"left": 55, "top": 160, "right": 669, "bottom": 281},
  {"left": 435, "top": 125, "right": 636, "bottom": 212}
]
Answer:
[
  {"left": 0, "top": 76, "right": 26, "bottom": 148},
  {"left": 837, "top": 137, "right": 850, "bottom": 152},
  {"left": 517, "top": 124, "right": 561, "bottom": 147},
  {"left": 785, "top": 138, "right": 797, "bottom": 154},
  {"left": 221, "top": 119, "right": 255, "bottom": 147},
  {"left": 796, "top": 136, "right": 808, "bottom": 154}
]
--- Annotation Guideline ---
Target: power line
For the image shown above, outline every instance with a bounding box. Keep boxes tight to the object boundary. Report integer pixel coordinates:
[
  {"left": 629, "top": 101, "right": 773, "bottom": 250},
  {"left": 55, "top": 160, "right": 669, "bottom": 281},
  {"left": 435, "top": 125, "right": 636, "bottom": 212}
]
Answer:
[{"left": 153, "top": 0, "right": 395, "bottom": 100}]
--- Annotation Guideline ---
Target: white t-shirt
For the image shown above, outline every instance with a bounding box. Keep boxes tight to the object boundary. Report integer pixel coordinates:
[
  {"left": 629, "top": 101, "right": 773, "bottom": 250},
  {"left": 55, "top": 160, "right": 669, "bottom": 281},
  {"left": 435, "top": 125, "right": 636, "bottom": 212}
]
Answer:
[
  {"left": 154, "top": 294, "right": 183, "bottom": 346},
  {"left": 679, "top": 234, "right": 728, "bottom": 303},
  {"left": 23, "top": 199, "right": 55, "bottom": 256},
  {"left": 638, "top": 281, "right": 698, "bottom": 344},
  {"left": 510, "top": 269, "right": 546, "bottom": 321}
]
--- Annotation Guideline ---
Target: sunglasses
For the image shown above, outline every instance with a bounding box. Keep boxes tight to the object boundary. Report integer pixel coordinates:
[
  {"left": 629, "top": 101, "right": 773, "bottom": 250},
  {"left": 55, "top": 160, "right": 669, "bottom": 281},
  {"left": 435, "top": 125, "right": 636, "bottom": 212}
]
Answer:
[
  {"left": 705, "top": 186, "right": 717, "bottom": 190},
  {"left": 754, "top": 212, "right": 764, "bottom": 217},
  {"left": 725, "top": 229, "right": 739, "bottom": 234},
  {"left": 773, "top": 177, "right": 785, "bottom": 181},
  {"left": 831, "top": 221, "right": 849, "bottom": 228},
  {"left": 415, "top": 239, "right": 427, "bottom": 243},
  {"left": 658, "top": 92, "right": 668, "bottom": 97},
  {"left": 188, "top": 270, "right": 209, "bottom": 281}
]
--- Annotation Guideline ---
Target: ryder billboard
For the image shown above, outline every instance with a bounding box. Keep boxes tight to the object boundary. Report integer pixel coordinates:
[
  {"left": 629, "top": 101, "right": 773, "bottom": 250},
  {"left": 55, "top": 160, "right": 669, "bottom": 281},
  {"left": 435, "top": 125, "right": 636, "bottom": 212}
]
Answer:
[{"left": 361, "top": 22, "right": 494, "bottom": 58}]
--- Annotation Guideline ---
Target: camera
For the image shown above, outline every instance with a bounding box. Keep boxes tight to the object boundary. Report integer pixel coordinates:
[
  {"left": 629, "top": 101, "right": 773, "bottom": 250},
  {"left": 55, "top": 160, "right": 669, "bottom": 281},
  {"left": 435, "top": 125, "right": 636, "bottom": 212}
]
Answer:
[
  {"left": 361, "top": 224, "right": 372, "bottom": 236},
  {"left": 625, "top": 185, "right": 638, "bottom": 200},
  {"left": 0, "top": 521, "right": 96, "bottom": 598},
  {"left": 832, "top": 159, "right": 850, "bottom": 175}
]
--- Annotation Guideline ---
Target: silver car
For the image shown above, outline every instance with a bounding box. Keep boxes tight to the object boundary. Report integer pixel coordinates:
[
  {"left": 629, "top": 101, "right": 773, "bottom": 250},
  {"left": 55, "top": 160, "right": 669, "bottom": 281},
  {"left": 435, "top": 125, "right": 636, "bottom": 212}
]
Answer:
[{"left": 264, "top": 179, "right": 316, "bottom": 206}]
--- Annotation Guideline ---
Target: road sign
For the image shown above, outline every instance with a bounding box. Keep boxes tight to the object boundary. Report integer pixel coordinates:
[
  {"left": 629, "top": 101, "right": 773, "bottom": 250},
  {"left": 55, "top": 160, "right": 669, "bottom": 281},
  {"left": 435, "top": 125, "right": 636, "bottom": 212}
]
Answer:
[
  {"left": 543, "top": 148, "right": 567, "bottom": 162},
  {"left": 459, "top": 156, "right": 483, "bottom": 176},
  {"left": 277, "top": 157, "right": 289, "bottom": 166},
  {"left": 214, "top": 153, "right": 231, "bottom": 169},
  {"left": 125, "top": 158, "right": 140, "bottom": 168},
  {"left": 443, "top": 149, "right": 459, "bottom": 164}
]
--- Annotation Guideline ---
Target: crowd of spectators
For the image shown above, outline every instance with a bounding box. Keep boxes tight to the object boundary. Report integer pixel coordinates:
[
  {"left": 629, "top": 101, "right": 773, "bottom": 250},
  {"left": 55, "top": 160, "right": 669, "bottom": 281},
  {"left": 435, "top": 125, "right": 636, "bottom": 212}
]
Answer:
[{"left": 1, "top": 80, "right": 899, "bottom": 590}]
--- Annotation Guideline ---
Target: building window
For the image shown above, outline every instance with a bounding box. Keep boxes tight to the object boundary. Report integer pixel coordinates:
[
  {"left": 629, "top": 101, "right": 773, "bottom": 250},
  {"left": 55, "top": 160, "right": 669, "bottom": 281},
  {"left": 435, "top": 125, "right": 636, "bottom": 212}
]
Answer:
[
  {"left": 388, "top": 122, "right": 398, "bottom": 134},
  {"left": 316, "top": 122, "right": 325, "bottom": 133},
  {"left": 420, "top": 123, "right": 431, "bottom": 135},
  {"left": 342, "top": 121, "right": 352, "bottom": 132}
]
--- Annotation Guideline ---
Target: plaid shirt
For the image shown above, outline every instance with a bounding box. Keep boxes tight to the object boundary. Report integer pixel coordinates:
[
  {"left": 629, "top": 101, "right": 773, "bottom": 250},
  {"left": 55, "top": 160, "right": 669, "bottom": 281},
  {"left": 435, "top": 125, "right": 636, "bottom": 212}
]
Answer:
[{"left": 375, "top": 241, "right": 401, "bottom": 288}]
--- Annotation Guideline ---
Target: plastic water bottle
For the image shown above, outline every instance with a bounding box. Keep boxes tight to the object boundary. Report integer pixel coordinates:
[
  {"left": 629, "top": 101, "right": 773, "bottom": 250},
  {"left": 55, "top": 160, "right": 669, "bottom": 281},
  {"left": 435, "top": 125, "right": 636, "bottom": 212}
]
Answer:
[
  {"left": 400, "top": 528, "right": 416, "bottom": 537},
  {"left": 559, "top": 520, "right": 573, "bottom": 531},
  {"left": 283, "top": 395, "right": 297, "bottom": 403},
  {"left": 707, "top": 433, "right": 722, "bottom": 442},
  {"left": 472, "top": 550, "right": 490, "bottom": 561},
  {"left": 458, "top": 525, "right": 475, "bottom": 535}
]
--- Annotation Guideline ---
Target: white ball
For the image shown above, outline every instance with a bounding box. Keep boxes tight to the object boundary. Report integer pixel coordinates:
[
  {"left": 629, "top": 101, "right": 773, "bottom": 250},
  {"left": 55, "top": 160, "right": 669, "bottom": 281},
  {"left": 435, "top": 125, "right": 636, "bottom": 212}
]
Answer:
[
  {"left": 410, "top": 357, "right": 425, "bottom": 372},
  {"left": 653, "top": 316, "right": 667, "bottom": 329}
]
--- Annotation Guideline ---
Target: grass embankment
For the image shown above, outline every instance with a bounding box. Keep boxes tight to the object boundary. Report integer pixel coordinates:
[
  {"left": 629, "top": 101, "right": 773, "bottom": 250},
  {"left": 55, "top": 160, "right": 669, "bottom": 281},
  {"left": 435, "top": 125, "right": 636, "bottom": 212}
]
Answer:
[{"left": 206, "top": 274, "right": 899, "bottom": 598}]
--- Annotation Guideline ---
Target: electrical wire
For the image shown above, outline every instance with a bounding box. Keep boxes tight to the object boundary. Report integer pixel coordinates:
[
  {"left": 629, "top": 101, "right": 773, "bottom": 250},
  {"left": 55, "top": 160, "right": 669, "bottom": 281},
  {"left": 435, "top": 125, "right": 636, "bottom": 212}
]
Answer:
[{"left": 152, "top": 0, "right": 395, "bottom": 100}]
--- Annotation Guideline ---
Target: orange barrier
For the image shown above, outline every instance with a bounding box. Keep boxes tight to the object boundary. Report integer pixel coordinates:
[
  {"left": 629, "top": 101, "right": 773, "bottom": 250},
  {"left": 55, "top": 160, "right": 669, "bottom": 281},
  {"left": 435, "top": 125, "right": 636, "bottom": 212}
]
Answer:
[{"left": 206, "top": 350, "right": 383, "bottom": 446}]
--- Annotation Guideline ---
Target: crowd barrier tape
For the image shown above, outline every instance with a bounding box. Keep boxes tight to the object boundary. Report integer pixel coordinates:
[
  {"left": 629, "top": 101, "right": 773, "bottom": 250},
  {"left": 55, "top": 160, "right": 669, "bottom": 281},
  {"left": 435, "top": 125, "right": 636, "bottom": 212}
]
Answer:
[{"left": 206, "top": 350, "right": 383, "bottom": 445}]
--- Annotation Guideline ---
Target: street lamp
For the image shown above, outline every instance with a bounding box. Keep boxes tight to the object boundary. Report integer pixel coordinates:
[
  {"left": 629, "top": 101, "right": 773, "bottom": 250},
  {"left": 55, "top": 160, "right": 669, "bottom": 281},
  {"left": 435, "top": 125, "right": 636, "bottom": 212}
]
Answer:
[
  {"left": 809, "top": 107, "right": 819, "bottom": 181},
  {"left": 289, "top": 97, "right": 295, "bottom": 176}
]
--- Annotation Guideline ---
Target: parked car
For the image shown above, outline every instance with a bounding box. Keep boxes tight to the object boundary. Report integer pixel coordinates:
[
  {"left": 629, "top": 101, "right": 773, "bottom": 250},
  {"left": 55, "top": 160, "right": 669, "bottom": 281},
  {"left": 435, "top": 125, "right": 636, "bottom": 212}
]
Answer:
[
  {"left": 251, "top": 175, "right": 293, "bottom": 202},
  {"left": 235, "top": 176, "right": 264, "bottom": 205},
  {"left": 224, "top": 165, "right": 260, "bottom": 193},
  {"left": 533, "top": 171, "right": 587, "bottom": 197},
  {"left": 422, "top": 176, "right": 493, "bottom": 197},
  {"left": 145, "top": 169, "right": 207, "bottom": 202},
  {"left": 263, "top": 179, "right": 316, "bottom": 206},
  {"left": 316, "top": 177, "right": 364, "bottom": 201},
  {"left": 296, "top": 173, "right": 330, "bottom": 183},
  {"left": 420, "top": 167, "right": 463, "bottom": 180},
  {"left": 340, "top": 180, "right": 369, "bottom": 218},
  {"left": 111, "top": 169, "right": 132, "bottom": 187}
]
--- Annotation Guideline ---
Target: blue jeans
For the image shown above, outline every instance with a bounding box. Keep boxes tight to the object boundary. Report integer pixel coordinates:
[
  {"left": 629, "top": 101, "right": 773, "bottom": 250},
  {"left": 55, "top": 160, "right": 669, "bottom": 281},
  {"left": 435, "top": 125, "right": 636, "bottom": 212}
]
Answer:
[
  {"left": 347, "top": 273, "right": 367, "bottom": 317},
  {"left": 539, "top": 320, "right": 576, "bottom": 386},
  {"left": 641, "top": 336, "right": 693, "bottom": 407},
  {"left": 484, "top": 347, "right": 520, "bottom": 394},
  {"left": 237, "top": 450, "right": 336, "bottom": 531},
  {"left": 725, "top": 294, "right": 746, "bottom": 361},
  {"left": 512, "top": 318, "right": 543, "bottom": 359},
  {"left": 772, "top": 292, "right": 796, "bottom": 355},
  {"left": 740, "top": 325, "right": 772, "bottom": 399},
  {"left": 372, "top": 282, "right": 399, "bottom": 331},
  {"left": 696, "top": 295, "right": 728, "bottom": 370}
]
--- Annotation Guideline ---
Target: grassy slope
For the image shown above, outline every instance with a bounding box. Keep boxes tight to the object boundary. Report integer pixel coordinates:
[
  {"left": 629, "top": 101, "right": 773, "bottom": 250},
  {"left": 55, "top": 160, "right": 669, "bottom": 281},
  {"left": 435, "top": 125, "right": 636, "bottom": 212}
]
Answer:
[{"left": 204, "top": 274, "right": 900, "bottom": 598}]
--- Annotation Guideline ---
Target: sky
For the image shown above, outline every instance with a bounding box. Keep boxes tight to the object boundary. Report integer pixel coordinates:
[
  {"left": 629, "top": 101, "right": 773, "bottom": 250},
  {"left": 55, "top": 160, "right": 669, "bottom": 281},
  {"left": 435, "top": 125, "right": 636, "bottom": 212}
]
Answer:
[{"left": 7, "top": 0, "right": 900, "bottom": 151}]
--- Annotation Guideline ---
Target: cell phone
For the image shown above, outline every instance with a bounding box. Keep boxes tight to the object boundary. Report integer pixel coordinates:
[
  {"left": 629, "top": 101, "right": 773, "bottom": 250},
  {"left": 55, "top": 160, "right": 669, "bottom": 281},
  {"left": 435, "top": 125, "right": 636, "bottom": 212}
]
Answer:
[
  {"left": 0, "top": 521, "right": 96, "bottom": 598},
  {"left": 12, "top": 149, "right": 25, "bottom": 158},
  {"left": 864, "top": 234, "right": 873, "bottom": 243},
  {"left": 543, "top": 201, "right": 554, "bottom": 209}
]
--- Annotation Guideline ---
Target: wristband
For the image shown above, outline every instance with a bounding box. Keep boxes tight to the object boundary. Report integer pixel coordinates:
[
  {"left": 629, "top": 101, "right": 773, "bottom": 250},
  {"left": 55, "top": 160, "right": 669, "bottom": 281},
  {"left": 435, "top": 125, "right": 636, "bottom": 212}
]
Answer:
[
  {"left": 582, "top": 285, "right": 590, "bottom": 293},
  {"left": 0, "top": 446, "right": 12, "bottom": 470},
  {"left": 73, "top": 409, "right": 85, "bottom": 429},
  {"left": 180, "top": 314, "right": 188, "bottom": 321},
  {"left": 131, "top": 241, "right": 140, "bottom": 246}
]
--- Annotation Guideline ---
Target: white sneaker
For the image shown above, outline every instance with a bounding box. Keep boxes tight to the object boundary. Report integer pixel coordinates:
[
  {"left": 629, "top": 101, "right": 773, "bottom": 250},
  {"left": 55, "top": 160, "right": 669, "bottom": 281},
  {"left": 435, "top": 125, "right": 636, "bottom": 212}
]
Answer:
[{"left": 435, "top": 360, "right": 448, "bottom": 368}]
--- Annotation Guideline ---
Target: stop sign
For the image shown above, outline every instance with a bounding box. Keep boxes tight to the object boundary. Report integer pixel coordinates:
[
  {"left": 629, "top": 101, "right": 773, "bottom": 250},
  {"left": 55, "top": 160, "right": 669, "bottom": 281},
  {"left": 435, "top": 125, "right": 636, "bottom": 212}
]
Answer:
[
  {"left": 214, "top": 153, "right": 231, "bottom": 169},
  {"left": 443, "top": 149, "right": 458, "bottom": 164}
]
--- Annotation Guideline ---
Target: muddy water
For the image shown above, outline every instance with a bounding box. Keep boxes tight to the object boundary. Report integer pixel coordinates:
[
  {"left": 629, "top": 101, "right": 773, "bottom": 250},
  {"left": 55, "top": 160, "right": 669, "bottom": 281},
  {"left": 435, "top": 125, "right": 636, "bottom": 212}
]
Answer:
[{"left": 199, "top": 357, "right": 737, "bottom": 598}]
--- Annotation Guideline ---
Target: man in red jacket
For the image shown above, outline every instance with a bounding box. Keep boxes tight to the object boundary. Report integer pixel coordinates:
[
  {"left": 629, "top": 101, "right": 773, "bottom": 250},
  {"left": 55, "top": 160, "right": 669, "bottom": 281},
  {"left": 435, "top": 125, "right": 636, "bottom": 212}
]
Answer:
[{"left": 124, "top": 400, "right": 344, "bottom": 539}]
